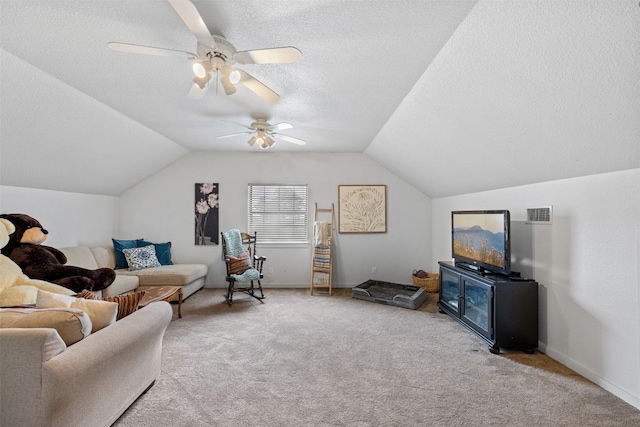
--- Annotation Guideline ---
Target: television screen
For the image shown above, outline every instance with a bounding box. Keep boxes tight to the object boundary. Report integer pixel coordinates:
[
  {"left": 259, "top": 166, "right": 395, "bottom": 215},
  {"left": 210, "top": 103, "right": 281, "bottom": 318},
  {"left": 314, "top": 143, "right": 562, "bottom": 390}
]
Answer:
[{"left": 452, "top": 210, "right": 510, "bottom": 275}]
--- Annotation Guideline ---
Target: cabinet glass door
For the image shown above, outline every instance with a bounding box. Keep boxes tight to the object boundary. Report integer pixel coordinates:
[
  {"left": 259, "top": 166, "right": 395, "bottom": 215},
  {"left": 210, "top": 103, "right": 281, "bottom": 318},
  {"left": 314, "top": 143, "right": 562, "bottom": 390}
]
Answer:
[
  {"left": 462, "top": 277, "right": 493, "bottom": 339},
  {"left": 440, "top": 268, "right": 460, "bottom": 315}
]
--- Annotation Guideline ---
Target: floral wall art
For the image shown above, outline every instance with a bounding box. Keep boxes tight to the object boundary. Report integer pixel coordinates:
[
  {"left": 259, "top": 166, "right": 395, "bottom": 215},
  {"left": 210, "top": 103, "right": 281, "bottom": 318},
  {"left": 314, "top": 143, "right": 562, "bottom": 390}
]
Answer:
[
  {"left": 338, "top": 185, "right": 387, "bottom": 233},
  {"left": 194, "top": 183, "right": 219, "bottom": 245}
]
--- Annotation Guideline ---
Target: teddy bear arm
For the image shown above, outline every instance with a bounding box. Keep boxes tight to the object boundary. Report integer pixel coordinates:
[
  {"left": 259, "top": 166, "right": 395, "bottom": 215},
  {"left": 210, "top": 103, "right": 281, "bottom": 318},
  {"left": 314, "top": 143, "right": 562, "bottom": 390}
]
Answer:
[
  {"left": 42, "top": 245, "right": 68, "bottom": 264},
  {"left": 25, "top": 264, "right": 90, "bottom": 282},
  {"left": 9, "top": 245, "right": 62, "bottom": 272},
  {"left": 28, "top": 264, "right": 115, "bottom": 293}
]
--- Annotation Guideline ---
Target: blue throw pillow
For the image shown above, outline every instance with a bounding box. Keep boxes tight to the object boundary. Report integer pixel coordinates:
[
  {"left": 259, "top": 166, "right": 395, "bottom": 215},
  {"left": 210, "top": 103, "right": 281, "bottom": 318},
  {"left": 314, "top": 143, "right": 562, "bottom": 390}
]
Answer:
[
  {"left": 112, "top": 238, "right": 145, "bottom": 269},
  {"left": 138, "top": 240, "right": 173, "bottom": 265}
]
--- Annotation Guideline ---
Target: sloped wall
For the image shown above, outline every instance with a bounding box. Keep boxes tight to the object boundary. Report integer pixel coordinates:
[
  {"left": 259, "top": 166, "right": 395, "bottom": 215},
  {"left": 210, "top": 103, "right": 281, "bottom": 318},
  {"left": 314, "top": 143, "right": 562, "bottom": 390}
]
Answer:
[
  {"left": 0, "top": 185, "right": 118, "bottom": 247},
  {"left": 431, "top": 168, "right": 640, "bottom": 410}
]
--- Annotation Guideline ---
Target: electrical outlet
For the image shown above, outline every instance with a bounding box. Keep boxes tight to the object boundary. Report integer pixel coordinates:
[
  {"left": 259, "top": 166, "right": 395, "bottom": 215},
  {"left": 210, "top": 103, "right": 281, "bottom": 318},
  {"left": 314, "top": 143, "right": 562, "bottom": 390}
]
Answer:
[
  {"left": 372, "top": 267, "right": 377, "bottom": 274},
  {"left": 268, "top": 267, "right": 274, "bottom": 274}
]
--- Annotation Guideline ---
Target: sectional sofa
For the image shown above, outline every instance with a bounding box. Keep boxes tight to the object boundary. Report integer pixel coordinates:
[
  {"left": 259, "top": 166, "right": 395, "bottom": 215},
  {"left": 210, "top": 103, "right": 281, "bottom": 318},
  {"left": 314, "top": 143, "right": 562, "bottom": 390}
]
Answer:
[
  {"left": 60, "top": 245, "right": 208, "bottom": 299},
  {"left": 0, "top": 301, "right": 173, "bottom": 427}
]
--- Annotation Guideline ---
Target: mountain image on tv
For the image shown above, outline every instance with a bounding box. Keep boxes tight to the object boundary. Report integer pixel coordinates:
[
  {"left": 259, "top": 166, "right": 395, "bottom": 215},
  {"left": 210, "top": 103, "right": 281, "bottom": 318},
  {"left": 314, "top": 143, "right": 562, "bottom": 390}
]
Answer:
[{"left": 453, "top": 225, "right": 506, "bottom": 268}]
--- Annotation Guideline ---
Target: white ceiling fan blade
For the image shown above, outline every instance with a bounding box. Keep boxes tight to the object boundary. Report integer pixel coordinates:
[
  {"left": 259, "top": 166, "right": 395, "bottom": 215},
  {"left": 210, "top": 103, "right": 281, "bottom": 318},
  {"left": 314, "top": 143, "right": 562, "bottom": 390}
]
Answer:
[
  {"left": 275, "top": 133, "right": 306, "bottom": 145},
  {"left": 235, "top": 47, "right": 302, "bottom": 65},
  {"left": 107, "top": 42, "right": 197, "bottom": 59},
  {"left": 221, "top": 119, "right": 254, "bottom": 130},
  {"left": 168, "top": 0, "right": 216, "bottom": 49},
  {"left": 235, "top": 70, "right": 279, "bottom": 103},
  {"left": 269, "top": 122, "right": 293, "bottom": 131},
  {"left": 216, "top": 132, "right": 252, "bottom": 139}
]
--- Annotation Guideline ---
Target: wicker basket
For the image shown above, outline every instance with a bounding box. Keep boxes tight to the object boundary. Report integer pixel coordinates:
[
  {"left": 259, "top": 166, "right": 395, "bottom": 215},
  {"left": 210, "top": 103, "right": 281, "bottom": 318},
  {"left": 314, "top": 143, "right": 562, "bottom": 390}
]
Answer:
[{"left": 412, "top": 270, "right": 440, "bottom": 293}]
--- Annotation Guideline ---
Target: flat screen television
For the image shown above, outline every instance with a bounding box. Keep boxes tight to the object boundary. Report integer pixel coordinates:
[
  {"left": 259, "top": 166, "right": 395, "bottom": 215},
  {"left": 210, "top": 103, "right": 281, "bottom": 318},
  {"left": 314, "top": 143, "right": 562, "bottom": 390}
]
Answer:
[{"left": 451, "top": 210, "right": 511, "bottom": 275}]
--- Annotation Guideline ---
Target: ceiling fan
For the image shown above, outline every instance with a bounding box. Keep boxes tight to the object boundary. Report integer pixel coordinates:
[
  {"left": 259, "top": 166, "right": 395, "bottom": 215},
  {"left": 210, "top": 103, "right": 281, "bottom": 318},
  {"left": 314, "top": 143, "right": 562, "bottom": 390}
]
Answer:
[
  {"left": 107, "top": 0, "right": 301, "bottom": 102},
  {"left": 217, "top": 119, "right": 306, "bottom": 149}
]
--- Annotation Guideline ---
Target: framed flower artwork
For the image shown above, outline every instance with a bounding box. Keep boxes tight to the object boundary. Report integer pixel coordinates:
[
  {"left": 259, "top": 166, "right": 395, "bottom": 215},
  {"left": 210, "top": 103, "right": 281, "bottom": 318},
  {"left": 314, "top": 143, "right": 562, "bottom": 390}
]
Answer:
[{"left": 194, "top": 183, "right": 219, "bottom": 245}]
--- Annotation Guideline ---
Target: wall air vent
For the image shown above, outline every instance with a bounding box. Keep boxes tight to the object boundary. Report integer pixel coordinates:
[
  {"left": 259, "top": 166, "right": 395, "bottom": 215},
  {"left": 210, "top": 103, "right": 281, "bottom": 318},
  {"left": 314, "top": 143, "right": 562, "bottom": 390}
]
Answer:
[{"left": 526, "top": 206, "right": 553, "bottom": 224}]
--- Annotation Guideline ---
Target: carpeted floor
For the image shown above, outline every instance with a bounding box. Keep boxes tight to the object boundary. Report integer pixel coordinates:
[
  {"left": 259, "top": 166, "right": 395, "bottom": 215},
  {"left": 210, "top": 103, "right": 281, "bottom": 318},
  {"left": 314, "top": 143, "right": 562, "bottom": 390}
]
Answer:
[{"left": 113, "top": 288, "right": 640, "bottom": 427}]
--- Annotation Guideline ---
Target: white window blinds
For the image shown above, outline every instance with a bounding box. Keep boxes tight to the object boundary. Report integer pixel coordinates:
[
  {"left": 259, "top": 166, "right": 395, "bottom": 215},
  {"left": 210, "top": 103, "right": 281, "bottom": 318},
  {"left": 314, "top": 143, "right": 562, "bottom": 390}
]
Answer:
[{"left": 248, "top": 184, "right": 309, "bottom": 244}]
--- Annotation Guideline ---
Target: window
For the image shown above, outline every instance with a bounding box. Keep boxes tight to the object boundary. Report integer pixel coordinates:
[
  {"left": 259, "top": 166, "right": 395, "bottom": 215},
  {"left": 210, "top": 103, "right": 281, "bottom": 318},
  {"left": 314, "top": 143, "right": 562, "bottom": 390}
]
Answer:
[{"left": 248, "top": 184, "right": 309, "bottom": 244}]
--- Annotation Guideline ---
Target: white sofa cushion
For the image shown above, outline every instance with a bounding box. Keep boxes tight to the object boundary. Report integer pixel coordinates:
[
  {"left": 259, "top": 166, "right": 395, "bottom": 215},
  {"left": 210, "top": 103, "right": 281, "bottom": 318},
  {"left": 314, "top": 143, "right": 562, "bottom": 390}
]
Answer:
[
  {"left": 36, "top": 290, "right": 118, "bottom": 333},
  {"left": 59, "top": 245, "right": 100, "bottom": 269},
  {"left": 0, "top": 307, "right": 91, "bottom": 346},
  {"left": 90, "top": 246, "right": 117, "bottom": 269}
]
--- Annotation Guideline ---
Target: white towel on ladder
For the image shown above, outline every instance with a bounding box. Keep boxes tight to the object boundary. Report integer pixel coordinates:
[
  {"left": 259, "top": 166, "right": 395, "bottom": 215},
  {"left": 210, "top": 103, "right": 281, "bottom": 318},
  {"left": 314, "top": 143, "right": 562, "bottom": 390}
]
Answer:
[{"left": 314, "top": 221, "right": 331, "bottom": 247}]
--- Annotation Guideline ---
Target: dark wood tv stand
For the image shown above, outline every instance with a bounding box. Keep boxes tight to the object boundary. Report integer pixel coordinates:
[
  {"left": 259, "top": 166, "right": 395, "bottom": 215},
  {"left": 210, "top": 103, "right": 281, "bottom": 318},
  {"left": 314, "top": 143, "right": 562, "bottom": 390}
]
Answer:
[{"left": 437, "top": 261, "right": 538, "bottom": 354}]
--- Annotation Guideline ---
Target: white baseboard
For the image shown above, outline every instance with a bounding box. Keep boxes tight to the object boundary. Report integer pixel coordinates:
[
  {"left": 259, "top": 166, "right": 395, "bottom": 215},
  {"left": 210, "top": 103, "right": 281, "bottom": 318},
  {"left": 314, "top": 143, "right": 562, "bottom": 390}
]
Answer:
[{"left": 544, "top": 346, "right": 640, "bottom": 411}]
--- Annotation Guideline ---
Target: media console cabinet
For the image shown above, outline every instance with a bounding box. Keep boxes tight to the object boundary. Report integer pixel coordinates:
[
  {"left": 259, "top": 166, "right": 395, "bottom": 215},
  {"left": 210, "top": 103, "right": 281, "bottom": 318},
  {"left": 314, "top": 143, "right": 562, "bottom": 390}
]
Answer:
[{"left": 437, "top": 261, "right": 538, "bottom": 354}]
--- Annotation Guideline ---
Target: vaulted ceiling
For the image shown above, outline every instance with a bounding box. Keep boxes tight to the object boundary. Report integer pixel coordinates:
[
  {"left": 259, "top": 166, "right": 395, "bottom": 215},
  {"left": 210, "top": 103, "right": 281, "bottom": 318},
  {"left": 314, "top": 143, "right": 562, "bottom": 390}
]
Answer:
[{"left": 1, "top": 1, "right": 638, "bottom": 197}]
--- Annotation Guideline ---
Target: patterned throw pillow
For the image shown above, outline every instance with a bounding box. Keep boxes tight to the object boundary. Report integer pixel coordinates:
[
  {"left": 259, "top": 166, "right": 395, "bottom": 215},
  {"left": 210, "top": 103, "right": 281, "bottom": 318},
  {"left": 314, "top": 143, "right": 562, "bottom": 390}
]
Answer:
[
  {"left": 77, "top": 289, "right": 146, "bottom": 320},
  {"left": 80, "top": 289, "right": 99, "bottom": 300},
  {"left": 122, "top": 245, "right": 161, "bottom": 271},
  {"left": 112, "top": 238, "right": 145, "bottom": 269},
  {"left": 138, "top": 240, "right": 173, "bottom": 265},
  {"left": 228, "top": 251, "right": 252, "bottom": 275},
  {"left": 102, "top": 291, "right": 146, "bottom": 320}
]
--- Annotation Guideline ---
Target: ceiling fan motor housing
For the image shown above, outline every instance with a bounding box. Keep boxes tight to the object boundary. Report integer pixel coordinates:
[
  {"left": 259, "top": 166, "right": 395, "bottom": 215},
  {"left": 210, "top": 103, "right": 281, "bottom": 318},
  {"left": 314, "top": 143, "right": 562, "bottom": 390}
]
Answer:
[
  {"left": 251, "top": 119, "right": 270, "bottom": 132},
  {"left": 197, "top": 35, "right": 237, "bottom": 66}
]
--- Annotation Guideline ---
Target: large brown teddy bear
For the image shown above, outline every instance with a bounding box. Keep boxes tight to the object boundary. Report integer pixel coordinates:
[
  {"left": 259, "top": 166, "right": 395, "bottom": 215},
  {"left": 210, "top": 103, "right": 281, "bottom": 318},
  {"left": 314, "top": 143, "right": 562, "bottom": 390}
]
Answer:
[
  {"left": 0, "top": 213, "right": 115, "bottom": 293},
  {"left": 0, "top": 217, "right": 75, "bottom": 306}
]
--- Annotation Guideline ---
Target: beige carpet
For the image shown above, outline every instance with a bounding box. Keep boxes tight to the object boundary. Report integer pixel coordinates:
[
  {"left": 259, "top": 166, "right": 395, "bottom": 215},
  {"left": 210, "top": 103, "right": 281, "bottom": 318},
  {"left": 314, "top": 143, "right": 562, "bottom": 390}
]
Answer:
[{"left": 114, "top": 289, "right": 640, "bottom": 426}]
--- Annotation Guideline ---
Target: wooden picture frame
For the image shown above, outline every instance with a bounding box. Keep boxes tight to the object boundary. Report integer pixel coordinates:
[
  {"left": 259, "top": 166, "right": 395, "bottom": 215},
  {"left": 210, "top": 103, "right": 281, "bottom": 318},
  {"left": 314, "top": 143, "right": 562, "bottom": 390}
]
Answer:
[{"left": 338, "top": 185, "right": 387, "bottom": 233}]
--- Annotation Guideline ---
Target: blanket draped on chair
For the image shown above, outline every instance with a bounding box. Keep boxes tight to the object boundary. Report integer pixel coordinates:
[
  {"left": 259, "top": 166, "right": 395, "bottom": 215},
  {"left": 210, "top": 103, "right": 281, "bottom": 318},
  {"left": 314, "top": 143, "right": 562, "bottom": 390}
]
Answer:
[
  {"left": 222, "top": 229, "right": 244, "bottom": 258},
  {"left": 222, "top": 229, "right": 261, "bottom": 281}
]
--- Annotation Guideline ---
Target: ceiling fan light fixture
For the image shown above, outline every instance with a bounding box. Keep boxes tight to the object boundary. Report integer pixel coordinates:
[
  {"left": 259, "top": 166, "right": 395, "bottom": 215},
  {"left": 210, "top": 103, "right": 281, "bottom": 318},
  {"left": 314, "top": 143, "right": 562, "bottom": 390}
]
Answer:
[
  {"left": 229, "top": 70, "right": 242, "bottom": 85},
  {"left": 192, "top": 60, "right": 212, "bottom": 78},
  {"left": 258, "top": 141, "right": 271, "bottom": 150},
  {"left": 192, "top": 74, "right": 211, "bottom": 89},
  {"left": 220, "top": 74, "right": 237, "bottom": 95},
  {"left": 248, "top": 136, "right": 258, "bottom": 147},
  {"left": 219, "top": 65, "right": 237, "bottom": 95}
]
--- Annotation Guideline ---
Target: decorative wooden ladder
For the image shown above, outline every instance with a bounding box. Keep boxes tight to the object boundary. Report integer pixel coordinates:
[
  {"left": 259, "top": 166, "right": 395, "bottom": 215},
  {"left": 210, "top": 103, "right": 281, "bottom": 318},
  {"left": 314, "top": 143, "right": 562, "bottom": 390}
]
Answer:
[{"left": 310, "top": 203, "right": 334, "bottom": 295}]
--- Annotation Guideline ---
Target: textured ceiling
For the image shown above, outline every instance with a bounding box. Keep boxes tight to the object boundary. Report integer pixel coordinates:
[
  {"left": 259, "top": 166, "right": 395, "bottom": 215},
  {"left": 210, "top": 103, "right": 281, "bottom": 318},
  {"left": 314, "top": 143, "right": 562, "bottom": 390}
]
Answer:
[
  {"left": 367, "top": 0, "right": 640, "bottom": 197},
  {"left": 1, "top": 0, "right": 639, "bottom": 197}
]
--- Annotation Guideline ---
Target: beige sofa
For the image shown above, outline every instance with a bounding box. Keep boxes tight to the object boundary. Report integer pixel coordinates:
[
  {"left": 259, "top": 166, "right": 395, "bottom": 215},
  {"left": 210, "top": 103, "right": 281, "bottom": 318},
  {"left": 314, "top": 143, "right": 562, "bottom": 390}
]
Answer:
[
  {"left": 60, "top": 246, "right": 208, "bottom": 299},
  {"left": 0, "top": 301, "right": 172, "bottom": 427}
]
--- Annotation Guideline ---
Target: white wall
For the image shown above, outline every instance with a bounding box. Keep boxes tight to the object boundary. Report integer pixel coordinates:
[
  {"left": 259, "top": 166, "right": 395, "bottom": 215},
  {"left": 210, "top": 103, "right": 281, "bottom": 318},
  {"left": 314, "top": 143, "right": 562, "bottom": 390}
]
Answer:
[
  {"left": 431, "top": 168, "right": 640, "bottom": 410},
  {"left": 3, "top": 161, "right": 639, "bottom": 410},
  {"left": 0, "top": 185, "right": 118, "bottom": 247},
  {"left": 118, "top": 152, "right": 432, "bottom": 288}
]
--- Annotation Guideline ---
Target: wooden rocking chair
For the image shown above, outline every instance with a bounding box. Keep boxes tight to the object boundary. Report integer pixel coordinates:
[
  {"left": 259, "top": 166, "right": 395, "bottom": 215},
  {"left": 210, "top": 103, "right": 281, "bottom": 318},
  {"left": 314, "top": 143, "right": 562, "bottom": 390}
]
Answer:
[{"left": 221, "top": 230, "right": 266, "bottom": 305}]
